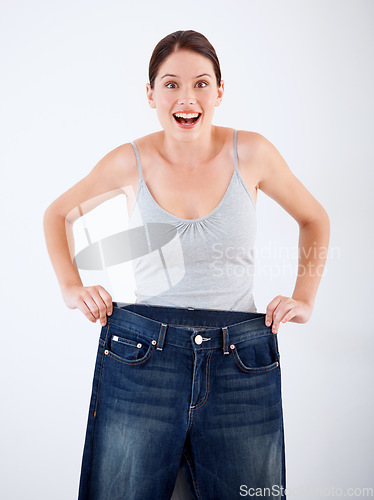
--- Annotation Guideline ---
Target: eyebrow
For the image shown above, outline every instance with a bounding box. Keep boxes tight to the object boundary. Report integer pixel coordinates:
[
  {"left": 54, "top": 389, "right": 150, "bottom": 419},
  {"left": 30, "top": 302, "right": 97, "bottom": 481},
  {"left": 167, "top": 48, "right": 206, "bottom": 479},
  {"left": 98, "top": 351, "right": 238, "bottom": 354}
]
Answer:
[{"left": 160, "top": 73, "right": 212, "bottom": 79}]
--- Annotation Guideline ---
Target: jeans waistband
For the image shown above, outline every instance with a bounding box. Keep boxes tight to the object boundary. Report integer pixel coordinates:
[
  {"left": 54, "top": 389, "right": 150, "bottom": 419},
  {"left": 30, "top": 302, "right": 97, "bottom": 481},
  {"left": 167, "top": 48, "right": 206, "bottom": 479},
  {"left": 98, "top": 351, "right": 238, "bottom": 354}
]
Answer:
[{"left": 101, "top": 302, "right": 274, "bottom": 354}]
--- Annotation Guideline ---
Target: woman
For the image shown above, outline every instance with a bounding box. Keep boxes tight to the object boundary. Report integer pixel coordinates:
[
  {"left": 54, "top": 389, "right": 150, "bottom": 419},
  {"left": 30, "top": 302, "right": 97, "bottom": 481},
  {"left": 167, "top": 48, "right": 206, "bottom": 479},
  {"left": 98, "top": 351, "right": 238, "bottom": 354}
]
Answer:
[{"left": 43, "top": 30, "right": 330, "bottom": 500}]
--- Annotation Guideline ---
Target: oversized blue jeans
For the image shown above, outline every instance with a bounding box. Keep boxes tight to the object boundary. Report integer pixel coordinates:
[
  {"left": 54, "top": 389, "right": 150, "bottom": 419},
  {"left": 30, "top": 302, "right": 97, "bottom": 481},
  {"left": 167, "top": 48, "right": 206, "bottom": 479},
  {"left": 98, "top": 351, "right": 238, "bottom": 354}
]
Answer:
[{"left": 78, "top": 303, "right": 286, "bottom": 499}]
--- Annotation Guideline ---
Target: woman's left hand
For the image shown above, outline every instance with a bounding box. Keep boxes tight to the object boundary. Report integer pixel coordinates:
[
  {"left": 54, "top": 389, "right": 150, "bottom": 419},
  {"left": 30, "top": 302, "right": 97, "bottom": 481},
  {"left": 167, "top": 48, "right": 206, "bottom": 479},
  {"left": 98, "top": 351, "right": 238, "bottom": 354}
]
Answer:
[{"left": 265, "top": 296, "right": 313, "bottom": 334}]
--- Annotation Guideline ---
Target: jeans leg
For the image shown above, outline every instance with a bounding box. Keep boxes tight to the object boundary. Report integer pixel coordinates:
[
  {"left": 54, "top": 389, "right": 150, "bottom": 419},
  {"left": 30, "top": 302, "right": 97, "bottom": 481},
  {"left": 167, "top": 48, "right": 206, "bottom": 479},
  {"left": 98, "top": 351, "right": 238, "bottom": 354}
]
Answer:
[
  {"left": 183, "top": 332, "right": 286, "bottom": 499},
  {"left": 78, "top": 323, "right": 193, "bottom": 500}
]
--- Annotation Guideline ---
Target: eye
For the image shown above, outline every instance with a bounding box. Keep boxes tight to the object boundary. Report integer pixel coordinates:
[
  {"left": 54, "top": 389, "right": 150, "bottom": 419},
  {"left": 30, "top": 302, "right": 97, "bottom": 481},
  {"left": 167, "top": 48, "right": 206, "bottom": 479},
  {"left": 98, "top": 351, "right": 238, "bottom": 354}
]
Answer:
[{"left": 164, "top": 80, "right": 209, "bottom": 89}]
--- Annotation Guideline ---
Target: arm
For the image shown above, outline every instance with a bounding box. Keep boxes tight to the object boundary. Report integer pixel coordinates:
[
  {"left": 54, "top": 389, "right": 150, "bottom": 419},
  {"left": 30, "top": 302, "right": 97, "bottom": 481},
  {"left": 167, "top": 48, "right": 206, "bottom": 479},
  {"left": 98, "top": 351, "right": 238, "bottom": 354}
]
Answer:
[
  {"left": 247, "top": 132, "right": 330, "bottom": 333},
  {"left": 291, "top": 216, "right": 330, "bottom": 311},
  {"left": 43, "top": 142, "right": 136, "bottom": 326}
]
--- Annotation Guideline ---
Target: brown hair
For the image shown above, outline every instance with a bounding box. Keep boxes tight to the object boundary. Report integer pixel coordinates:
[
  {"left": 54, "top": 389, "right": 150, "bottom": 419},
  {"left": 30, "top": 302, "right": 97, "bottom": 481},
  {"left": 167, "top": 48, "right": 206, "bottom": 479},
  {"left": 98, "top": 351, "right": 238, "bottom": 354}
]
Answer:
[{"left": 148, "top": 30, "right": 222, "bottom": 90}]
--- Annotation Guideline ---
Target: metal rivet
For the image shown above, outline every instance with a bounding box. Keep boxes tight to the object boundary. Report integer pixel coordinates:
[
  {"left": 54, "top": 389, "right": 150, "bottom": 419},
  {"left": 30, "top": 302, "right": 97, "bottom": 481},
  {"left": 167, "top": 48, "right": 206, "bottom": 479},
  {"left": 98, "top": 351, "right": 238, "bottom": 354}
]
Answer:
[
  {"left": 104, "top": 349, "right": 109, "bottom": 355},
  {"left": 151, "top": 340, "right": 157, "bottom": 345},
  {"left": 137, "top": 343, "right": 142, "bottom": 348},
  {"left": 230, "top": 344, "right": 235, "bottom": 349},
  {"left": 194, "top": 334, "right": 203, "bottom": 345}
]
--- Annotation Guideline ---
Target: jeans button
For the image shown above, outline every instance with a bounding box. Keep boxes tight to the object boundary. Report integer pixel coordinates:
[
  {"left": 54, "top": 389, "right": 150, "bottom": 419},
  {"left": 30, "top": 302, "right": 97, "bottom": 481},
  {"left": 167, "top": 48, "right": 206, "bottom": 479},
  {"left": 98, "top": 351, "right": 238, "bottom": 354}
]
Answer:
[{"left": 194, "top": 334, "right": 203, "bottom": 345}]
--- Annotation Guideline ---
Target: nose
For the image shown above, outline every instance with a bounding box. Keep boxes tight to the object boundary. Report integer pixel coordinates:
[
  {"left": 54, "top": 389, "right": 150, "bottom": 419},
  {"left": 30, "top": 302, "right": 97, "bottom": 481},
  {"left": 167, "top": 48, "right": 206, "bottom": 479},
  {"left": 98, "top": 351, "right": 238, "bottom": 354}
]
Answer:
[
  {"left": 177, "top": 93, "right": 197, "bottom": 106},
  {"left": 178, "top": 99, "right": 196, "bottom": 106}
]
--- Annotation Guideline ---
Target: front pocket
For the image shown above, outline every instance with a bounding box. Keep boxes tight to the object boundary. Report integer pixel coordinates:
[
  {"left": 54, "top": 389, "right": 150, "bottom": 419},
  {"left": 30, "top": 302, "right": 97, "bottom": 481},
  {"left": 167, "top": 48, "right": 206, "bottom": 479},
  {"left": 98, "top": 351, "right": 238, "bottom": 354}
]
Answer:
[
  {"left": 231, "top": 333, "right": 279, "bottom": 373},
  {"left": 105, "top": 323, "right": 156, "bottom": 365}
]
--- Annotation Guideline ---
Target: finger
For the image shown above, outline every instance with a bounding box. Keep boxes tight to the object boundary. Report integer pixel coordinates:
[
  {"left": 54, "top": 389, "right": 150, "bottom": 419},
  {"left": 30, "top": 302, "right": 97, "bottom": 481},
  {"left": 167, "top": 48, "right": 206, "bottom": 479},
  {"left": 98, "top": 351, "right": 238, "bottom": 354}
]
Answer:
[
  {"left": 82, "top": 293, "right": 101, "bottom": 321},
  {"left": 272, "top": 299, "right": 299, "bottom": 333},
  {"left": 265, "top": 296, "right": 282, "bottom": 326},
  {"left": 89, "top": 290, "right": 111, "bottom": 326},
  {"left": 77, "top": 300, "right": 98, "bottom": 323},
  {"left": 97, "top": 286, "right": 113, "bottom": 317},
  {"left": 281, "top": 308, "right": 299, "bottom": 324},
  {"left": 94, "top": 290, "right": 112, "bottom": 325},
  {"left": 270, "top": 299, "right": 289, "bottom": 334}
]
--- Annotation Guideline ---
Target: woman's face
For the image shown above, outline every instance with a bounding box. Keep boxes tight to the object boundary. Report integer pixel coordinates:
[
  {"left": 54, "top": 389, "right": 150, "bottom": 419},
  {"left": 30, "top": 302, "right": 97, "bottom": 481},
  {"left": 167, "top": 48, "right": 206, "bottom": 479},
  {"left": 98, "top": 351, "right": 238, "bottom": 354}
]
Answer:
[{"left": 146, "top": 49, "right": 224, "bottom": 138}]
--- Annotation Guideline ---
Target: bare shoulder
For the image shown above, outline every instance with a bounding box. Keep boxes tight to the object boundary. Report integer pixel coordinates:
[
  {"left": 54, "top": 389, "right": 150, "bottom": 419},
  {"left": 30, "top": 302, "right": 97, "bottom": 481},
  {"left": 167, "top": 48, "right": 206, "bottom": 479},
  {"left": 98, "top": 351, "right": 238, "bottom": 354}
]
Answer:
[
  {"left": 45, "top": 141, "right": 138, "bottom": 223},
  {"left": 236, "top": 129, "right": 264, "bottom": 154},
  {"left": 235, "top": 129, "right": 264, "bottom": 189},
  {"left": 103, "top": 141, "right": 138, "bottom": 186},
  {"left": 237, "top": 130, "right": 329, "bottom": 224}
]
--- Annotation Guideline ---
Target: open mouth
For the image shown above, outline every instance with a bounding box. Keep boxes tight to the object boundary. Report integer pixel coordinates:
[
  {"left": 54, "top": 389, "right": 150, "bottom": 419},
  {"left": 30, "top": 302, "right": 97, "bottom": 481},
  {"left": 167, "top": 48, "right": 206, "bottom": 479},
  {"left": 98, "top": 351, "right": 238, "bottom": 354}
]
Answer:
[{"left": 173, "top": 113, "right": 202, "bottom": 126}]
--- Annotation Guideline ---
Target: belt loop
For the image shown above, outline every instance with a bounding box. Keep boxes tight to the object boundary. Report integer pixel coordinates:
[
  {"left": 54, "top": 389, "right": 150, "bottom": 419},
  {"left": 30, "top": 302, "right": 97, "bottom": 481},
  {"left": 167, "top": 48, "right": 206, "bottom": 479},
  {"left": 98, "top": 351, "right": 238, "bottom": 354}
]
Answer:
[
  {"left": 157, "top": 323, "right": 168, "bottom": 351},
  {"left": 222, "top": 326, "right": 230, "bottom": 355}
]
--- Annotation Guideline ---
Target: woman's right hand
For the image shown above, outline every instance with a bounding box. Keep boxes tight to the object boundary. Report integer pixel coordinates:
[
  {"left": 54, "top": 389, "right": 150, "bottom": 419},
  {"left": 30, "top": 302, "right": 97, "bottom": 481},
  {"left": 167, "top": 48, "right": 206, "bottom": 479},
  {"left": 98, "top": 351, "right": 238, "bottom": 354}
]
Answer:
[{"left": 61, "top": 284, "right": 113, "bottom": 326}]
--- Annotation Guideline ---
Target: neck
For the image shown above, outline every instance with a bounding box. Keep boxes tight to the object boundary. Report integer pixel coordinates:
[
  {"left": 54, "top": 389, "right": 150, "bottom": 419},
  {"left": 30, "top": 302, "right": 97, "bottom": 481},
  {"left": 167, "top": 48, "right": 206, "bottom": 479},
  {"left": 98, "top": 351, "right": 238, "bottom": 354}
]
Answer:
[{"left": 160, "top": 126, "right": 220, "bottom": 169}]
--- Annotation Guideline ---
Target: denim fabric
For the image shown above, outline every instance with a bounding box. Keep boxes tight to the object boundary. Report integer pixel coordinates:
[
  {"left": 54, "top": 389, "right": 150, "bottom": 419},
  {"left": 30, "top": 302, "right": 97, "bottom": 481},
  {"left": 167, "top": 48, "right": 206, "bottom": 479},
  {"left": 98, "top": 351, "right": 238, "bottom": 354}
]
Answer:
[{"left": 78, "top": 303, "right": 286, "bottom": 500}]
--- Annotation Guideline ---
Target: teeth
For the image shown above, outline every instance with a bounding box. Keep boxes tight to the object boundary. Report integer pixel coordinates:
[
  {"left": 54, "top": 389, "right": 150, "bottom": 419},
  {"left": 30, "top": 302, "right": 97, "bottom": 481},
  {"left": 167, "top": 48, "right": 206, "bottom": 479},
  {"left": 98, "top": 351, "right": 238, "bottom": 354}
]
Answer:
[{"left": 174, "top": 112, "right": 200, "bottom": 119}]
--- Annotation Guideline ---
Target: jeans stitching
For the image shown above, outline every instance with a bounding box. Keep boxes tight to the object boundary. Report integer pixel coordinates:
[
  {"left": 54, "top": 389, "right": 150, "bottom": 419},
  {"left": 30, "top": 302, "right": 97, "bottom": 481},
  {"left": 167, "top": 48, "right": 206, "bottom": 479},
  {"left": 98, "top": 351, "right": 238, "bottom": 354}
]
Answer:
[
  {"left": 233, "top": 330, "right": 274, "bottom": 346},
  {"left": 105, "top": 324, "right": 152, "bottom": 344},
  {"left": 93, "top": 323, "right": 110, "bottom": 418},
  {"left": 105, "top": 343, "right": 156, "bottom": 365},
  {"left": 273, "top": 332, "right": 280, "bottom": 357},
  {"left": 192, "top": 349, "right": 213, "bottom": 410},
  {"left": 232, "top": 349, "right": 279, "bottom": 373},
  {"left": 182, "top": 449, "right": 203, "bottom": 500}
]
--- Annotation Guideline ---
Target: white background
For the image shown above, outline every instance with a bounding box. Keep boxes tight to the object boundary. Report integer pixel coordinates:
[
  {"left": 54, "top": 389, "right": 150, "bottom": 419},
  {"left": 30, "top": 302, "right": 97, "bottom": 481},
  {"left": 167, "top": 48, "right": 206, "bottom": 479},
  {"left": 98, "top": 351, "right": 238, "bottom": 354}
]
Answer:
[{"left": 1, "top": 0, "right": 373, "bottom": 498}]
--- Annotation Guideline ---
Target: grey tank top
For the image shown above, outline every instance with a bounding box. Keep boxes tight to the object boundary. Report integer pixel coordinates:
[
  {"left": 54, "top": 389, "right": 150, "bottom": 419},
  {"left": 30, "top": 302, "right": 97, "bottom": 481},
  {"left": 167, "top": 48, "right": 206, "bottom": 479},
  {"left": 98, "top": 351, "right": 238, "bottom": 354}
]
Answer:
[{"left": 127, "top": 129, "right": 257, "bottom": 313}]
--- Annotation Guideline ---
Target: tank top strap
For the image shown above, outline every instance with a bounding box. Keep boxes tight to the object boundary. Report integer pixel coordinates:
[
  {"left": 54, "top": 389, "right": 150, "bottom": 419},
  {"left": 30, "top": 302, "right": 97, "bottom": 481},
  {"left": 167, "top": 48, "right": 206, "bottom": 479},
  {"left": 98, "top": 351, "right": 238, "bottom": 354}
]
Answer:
[
  {"left": 130, "top": 141, "right": 144, "bottom": 182},
  {"left": 233, "top": 129, "right": 239, "bottom": 172}
]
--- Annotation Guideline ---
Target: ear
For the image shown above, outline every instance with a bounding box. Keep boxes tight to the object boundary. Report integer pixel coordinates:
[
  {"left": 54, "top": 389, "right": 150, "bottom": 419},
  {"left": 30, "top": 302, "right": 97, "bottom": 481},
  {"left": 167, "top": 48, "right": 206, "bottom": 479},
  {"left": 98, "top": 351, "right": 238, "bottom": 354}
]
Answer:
[
  {"left": 146, "top": 83, "right": 156, "bottom": 109},
  {"left": 215, "top": 80, "right": 224, "bottom": 107}
]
